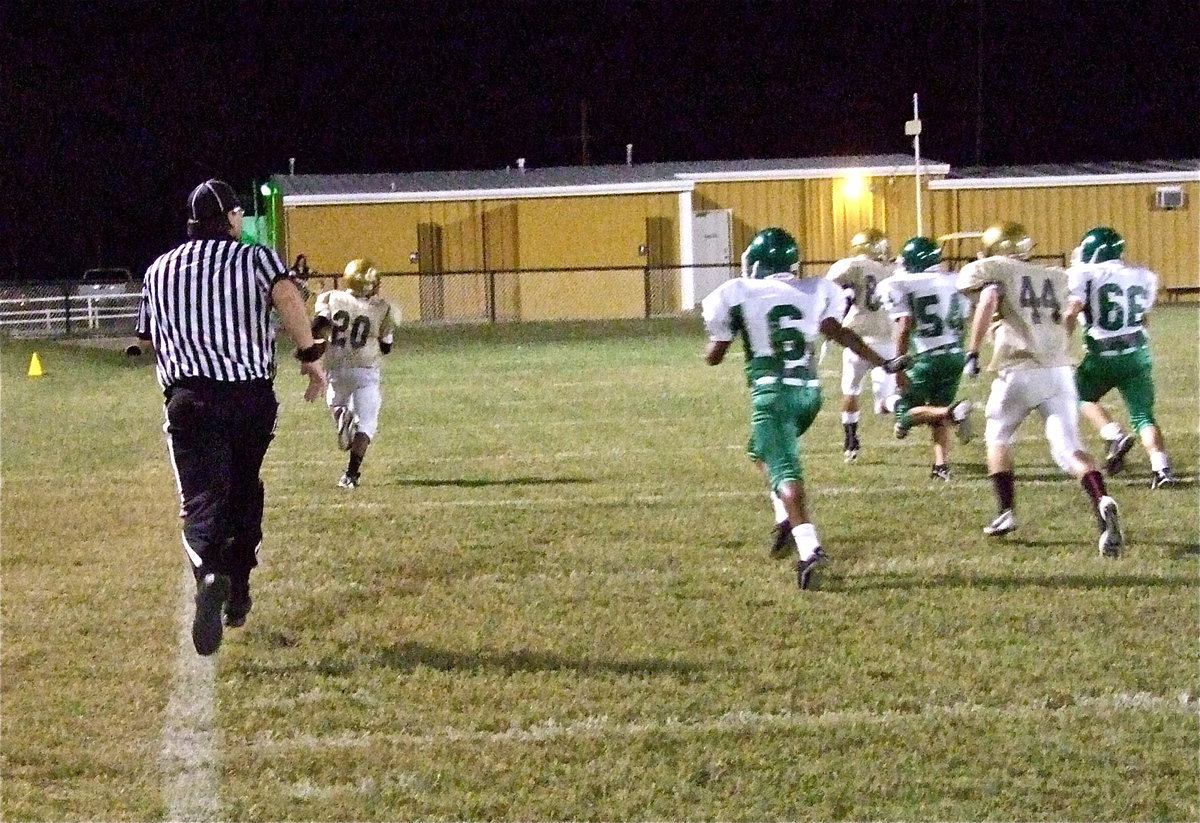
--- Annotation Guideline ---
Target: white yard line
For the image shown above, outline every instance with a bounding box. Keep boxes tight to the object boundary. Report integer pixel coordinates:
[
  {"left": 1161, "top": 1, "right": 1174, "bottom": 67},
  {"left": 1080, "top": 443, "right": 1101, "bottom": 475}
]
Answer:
[
  {"left": 267, "top": 475, "right": 1161, "bottom": 510},
  {"left": 160, "top": 568, "right": 220, "bottom": 822},
  {"left": 261, "top": 444, "right": 746, "bottom": 468},
  {"left": 249, "top": 691, "right": 1197, "bottom": 752}
]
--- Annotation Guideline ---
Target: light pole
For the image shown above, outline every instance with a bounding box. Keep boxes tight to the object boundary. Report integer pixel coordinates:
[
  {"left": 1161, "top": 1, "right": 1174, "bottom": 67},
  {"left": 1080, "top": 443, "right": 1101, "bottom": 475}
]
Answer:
[{"left": 905, "top": 93, "right": 924, "bottom": 236}]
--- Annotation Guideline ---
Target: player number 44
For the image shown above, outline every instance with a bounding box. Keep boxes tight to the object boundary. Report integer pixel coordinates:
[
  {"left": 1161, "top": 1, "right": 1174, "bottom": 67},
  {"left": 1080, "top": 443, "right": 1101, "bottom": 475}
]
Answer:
[{"left": 1018, "top": 275, "right": 1062, "bottom": 325}]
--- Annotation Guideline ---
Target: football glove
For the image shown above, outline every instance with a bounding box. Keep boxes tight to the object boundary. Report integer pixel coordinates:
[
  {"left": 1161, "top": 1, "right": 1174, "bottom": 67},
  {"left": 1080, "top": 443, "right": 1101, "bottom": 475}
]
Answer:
[
  {"left": 882, "top": 355, "right": 910, "bottom": 374},
  {"left": 963, "top": 351, "right": 981, "bottom": 378}
]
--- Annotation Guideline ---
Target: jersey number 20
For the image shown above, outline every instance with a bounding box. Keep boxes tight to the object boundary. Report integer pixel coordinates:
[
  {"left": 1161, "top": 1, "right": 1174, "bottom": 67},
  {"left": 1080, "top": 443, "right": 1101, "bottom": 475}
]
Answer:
[{"left": 330, "top": 310, "right": 372, "bottom": 349}]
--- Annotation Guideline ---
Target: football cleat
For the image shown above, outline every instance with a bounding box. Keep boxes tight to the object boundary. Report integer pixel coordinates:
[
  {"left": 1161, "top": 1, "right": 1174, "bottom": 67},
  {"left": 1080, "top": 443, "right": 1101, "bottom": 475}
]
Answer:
[
  {"left": 796, "top": 548, "right": 827, "bottom": 590},
  {"left": 334, "top": 406, "right": 356, "bottom": 451},
  {"left": 843, "top": 434, "right": 861, "bottom": 462},
  {"left": 1150, "top": 469, "right": 1177, "bottom": 489},
  {"left": 950, "top": 400, "right": 974, "bottom": 444},
  {"left": 930, "top": 464, "right": 951, "bottom": 482},
  {"left": 192, "top": 573, "right": 230, "bottom": 656},
  {"left": 770, "top": 520, "right": 795, "bottom": 560},
  {"left": 337, "top": 472, "right": 360, "bottom": 489},
  {"left": 1104, "top": 434, "right": 1136, "bottom": 476},
  {"left": 893, "top": 421, "right": 909, "bottom": 440},
  {"left": 1097, "top": 495, "right": 1123, "bottom": 557},
  {"left": 983, "top": 509, "right": 1017, "bottom": 536}
]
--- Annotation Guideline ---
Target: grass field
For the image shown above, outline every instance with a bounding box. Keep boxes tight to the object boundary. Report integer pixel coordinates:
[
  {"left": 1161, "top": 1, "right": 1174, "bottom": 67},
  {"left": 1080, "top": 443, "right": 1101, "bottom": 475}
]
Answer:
[{"left": 2, "top": 308, "right": 1198, "bottom": 821}]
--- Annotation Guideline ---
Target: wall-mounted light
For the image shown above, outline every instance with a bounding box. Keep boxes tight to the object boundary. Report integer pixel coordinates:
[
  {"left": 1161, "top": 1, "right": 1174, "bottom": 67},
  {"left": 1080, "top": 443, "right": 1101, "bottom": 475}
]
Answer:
[
  {"left": 843, "top": 174, "right": 867, "bottom": 199},
  {"left": 409, "top": 252, "right": 420, "bottom": 264}
]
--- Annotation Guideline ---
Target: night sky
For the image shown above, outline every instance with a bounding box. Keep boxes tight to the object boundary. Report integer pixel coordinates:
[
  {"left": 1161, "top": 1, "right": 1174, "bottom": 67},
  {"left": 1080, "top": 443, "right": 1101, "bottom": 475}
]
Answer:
[{"left": 6, "top": 0, "right": 1199, "bottom": 280}]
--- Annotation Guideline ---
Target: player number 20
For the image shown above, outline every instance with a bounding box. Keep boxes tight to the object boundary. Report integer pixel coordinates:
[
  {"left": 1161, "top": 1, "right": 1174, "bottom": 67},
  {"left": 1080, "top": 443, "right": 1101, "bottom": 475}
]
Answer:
[{"left": 330, "top": 310, "right": 372, "bottom": 349}]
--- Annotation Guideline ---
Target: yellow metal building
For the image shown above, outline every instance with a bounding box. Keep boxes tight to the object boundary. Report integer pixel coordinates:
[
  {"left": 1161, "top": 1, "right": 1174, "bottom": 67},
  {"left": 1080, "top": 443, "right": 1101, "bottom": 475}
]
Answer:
[
  {"left": 927, "top": 161, "right": 1200, "bottom": 291},
  {"left": 273, "top": 157, "right": 1198, "bottom": 321},
  {"left": 273, "top": 156, "right": 942, "bottom": 321}
]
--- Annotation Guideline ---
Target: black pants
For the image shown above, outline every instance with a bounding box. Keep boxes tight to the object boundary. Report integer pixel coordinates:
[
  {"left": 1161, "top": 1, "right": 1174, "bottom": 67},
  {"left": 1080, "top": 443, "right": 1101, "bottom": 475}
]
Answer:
[{"left": 164, "top": 379, "right": 278, "bottom": 584}]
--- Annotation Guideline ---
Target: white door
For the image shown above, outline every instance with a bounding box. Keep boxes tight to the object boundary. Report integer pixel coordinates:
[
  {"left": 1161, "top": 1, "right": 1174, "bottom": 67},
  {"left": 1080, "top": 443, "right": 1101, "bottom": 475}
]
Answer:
[{"left": 686, "top": 209, "right": 734, "bottom": 308}]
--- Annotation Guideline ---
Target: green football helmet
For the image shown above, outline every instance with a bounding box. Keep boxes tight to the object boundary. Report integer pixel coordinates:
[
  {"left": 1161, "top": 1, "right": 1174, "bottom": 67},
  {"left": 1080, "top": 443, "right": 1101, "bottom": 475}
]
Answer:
[
  {"left": 850, "top": 228, "right": 890, "bottom": 261},
  {"left": 1076, "top": 226, "right": 1124, "bottom": 264},
  {"left": 743, "top": 227, "right": 800, "bottom": 278},
  {"left": 901, "top": 236, "right": 942, "bottom": 273},
  {"left": 980, "top": 221, "right": 1033, "bottom": 259}
]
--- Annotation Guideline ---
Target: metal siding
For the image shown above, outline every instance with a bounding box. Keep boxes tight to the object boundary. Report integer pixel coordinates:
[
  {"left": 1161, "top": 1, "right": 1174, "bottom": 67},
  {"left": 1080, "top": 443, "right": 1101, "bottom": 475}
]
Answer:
[
  {"left": 482, "top": 201, "right": 520, "bottom": 320},
  {"left": 283, "top": 172, "right": 1197, "bottom": 324},
  {"left": 648, "top": 192, "right": 682, "bottom": 314},
  {"left": 515, "top": 194, "right": 660, "bottom": 320},
  {"left": 804, "top": 179, "right": 832, "bottom": 262},
  {"left": 696, "top": 175, "right": 910, "bottom": 266},
  {"left": 833, "top": 177, "right": 878, "bottom": 255},
  {"left": 694, "top": 180, "right": 806, "bottom": 265},
  {"left": 422, "top": 201, "right": 487, "bottom": 321},
  {"left": 886, "top": 175, "right": 931, "bottom": 243},
  {"left": 283, "top": 202, "right": 436, "bottom": 273},
  {"left": 929, "top": 183, "right": 1199, "bottom": 287}
]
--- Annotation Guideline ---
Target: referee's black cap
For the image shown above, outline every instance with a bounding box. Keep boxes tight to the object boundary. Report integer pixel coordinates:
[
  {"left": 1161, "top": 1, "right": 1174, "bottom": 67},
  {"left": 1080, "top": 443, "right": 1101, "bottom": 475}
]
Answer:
[{"left": 187, "top": 179, "right": 242, "bottom": 223}]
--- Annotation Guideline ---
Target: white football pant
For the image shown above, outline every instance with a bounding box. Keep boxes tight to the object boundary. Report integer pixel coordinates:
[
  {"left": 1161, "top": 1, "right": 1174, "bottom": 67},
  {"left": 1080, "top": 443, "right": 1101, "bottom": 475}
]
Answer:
[
  {"left": 983, "top": 366, "right": 1084, "bottom": 472},
  {"left": 326, "top": 366, "right": 383, "bottom": 441},
  {"left": 841, "top": 339, "right": 897, "bottom": 413}
]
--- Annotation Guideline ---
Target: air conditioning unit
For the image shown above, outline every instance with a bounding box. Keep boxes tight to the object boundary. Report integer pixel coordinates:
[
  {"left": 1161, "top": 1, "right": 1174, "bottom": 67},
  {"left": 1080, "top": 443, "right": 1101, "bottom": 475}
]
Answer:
[{"left": 1154, "top": 186, "right": 1186, "bottom": 210}]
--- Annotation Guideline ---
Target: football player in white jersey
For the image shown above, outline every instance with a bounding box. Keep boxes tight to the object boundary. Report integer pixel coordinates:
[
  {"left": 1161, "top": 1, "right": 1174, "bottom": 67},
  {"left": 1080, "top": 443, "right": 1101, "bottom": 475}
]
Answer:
[
  {"left": 825, "top": 228, "right": 898, "bottom": 462},
  {"left": 702, "top": 228, "right": 907, "bottom": 589},
  {"left": 1063, "top": 227, "right": 1176, "bottom": 489},
  {"left": 878, "top": 237, "right": 974, "bottom": 481},
  {"left": 313, "top": 258, "right": 400, "bottom": 488},
  {"left": 958, "top": 222, "right": 1123, "bottom": 556}
]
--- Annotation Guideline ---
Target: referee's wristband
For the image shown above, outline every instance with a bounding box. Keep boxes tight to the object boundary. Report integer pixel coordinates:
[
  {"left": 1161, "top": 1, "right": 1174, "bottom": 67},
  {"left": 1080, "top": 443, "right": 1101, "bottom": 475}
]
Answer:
[{"left": 294, "top": 341, "right": 326, "bottom": 363}]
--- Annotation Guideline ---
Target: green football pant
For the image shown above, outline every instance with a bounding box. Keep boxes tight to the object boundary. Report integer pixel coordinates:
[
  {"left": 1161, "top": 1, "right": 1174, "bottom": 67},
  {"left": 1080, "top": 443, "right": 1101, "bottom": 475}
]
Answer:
[
  {"left": 894, "top": 349, "right": 965, "bottom": 430},
  {"left": 745, "top": 383, "right": 822, "bottom": 492},
  {"left": 1074, "top": 347, "right": 1156, "bottom": 432}
]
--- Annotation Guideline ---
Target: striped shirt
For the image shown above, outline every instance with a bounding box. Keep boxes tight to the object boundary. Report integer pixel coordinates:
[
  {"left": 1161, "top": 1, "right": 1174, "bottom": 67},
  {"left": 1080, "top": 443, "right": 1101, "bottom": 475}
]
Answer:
[{"left": 136, "top": 239, "right": 288, "bottom": 388}]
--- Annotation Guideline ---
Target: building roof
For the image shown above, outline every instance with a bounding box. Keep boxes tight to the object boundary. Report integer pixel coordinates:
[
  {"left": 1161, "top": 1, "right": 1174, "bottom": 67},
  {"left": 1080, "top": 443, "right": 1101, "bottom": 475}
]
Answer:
[
  {"left": 931, "top": 159, "right": 1200, "bottom": 189},
  {"left": 272, "top": 155, "right": 1200, "bottom": 204},
  {"left": 272, "top": 155, "right": 949, "bottom": 205}
]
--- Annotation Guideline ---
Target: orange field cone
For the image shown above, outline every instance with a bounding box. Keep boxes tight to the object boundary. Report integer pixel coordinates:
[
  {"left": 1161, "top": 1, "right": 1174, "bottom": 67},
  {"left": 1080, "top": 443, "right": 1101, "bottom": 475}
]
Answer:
[{"left": 28, "top": 352, "right": 44, "bottom": 378}]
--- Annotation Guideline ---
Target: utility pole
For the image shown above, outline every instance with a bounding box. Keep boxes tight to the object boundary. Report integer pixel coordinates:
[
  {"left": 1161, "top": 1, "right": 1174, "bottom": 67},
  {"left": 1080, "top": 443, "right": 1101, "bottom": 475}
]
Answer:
[
  {"left": 905, "top": 93, "right": 924, "bottom": 236},
  {"left": 580, "top": 99, "right": 591, "bottom": 166},
  {"left": 975, "top": 0, "right": 984, "bottom": 165}
]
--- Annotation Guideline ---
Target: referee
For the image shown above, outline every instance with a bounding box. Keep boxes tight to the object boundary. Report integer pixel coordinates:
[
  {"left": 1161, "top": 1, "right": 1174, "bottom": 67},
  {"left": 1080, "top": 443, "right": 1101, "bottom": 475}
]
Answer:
[{"left": 135, "top": 179, "right": 327, "bottom": 656}]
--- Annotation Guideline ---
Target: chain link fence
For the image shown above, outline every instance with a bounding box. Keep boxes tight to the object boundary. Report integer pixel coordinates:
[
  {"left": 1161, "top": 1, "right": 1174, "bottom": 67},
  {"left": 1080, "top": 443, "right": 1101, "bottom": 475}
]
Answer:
[
  {"left": 0, "top": 254, "right": 1070, "bottom": 340},
  {"left": 0, "top": 276, "right": 140, "bottom": 339}
]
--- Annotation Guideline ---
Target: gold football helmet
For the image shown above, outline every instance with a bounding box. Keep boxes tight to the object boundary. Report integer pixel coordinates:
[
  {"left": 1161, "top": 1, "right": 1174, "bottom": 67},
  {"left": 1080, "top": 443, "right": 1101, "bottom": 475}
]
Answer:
[
  {"left": 850, "top": 228, "right": 889, "bottom": 261},
  {"left": 343, "top": 258, "right": 380, "bottom": 298},
  {"left": 980, "top": 222, "right": 1033, "bottom": 259}
]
